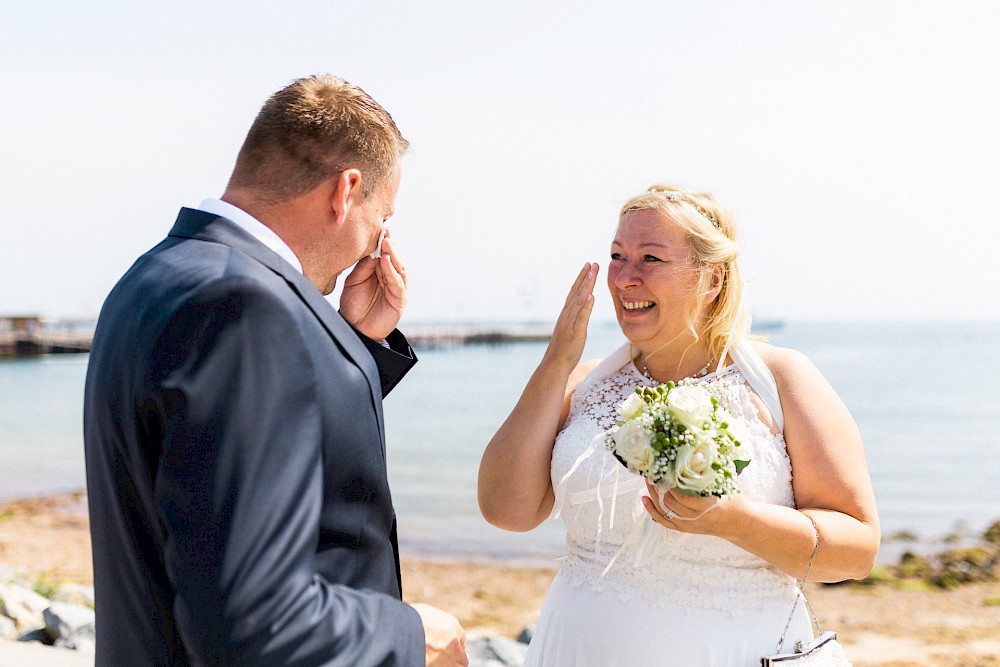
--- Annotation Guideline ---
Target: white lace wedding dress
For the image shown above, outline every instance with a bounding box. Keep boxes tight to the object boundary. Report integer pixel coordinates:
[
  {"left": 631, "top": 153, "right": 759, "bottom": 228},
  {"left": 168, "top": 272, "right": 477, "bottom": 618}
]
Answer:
[{"left": 523, "top": 343, "right": 814, "bottom": 666}]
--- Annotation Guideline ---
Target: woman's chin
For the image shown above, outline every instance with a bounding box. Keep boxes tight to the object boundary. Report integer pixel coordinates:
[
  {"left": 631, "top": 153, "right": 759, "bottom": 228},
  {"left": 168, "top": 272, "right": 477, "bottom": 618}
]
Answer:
[{"left": 616, "top": 315, "right": 659, "bottom": 342}]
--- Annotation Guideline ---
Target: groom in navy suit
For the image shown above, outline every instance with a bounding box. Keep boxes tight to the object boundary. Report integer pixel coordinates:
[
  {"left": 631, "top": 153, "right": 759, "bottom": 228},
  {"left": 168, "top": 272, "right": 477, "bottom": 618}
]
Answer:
[{"left": 84, "top": 75, "right": 467, "bottom": 666}]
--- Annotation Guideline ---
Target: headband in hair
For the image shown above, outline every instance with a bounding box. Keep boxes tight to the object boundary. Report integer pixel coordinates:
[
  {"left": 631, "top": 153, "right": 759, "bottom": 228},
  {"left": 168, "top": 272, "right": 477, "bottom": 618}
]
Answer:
[{"left": 650, "top": 188, "right": 721, "bottom": 229}]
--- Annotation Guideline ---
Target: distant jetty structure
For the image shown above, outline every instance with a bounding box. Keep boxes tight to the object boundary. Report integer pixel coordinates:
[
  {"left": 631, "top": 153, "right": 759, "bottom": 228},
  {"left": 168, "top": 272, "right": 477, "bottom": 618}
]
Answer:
[
  {"left": 0, "top": 316, "right": 552, "bottom": 357},
  {"left": 404, "top": 322, "right": 553, "bottom": 349},
  {"left": 0, "top": 316, "right": 784, "bottom": 358},
  {"left": 0, "top": 315, "right": 94, "bottom": 357}
]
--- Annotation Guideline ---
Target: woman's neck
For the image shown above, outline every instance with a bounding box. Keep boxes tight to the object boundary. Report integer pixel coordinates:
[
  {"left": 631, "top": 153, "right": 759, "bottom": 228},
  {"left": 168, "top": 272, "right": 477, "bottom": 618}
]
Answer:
[{"left": 634, "top": 339, "right": 714, "bottom": 383}]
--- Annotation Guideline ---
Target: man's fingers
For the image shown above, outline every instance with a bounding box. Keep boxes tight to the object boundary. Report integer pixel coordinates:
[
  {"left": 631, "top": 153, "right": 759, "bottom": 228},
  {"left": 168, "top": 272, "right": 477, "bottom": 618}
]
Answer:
[
  {"left": 344, "top": 255, "right": 378, "bottom": 287},
  {"left": 375, "top": 255, "right": 407, "bottom": 311},
  {"left": 378, "top": 237, "right": 408, "bottom": 289}
]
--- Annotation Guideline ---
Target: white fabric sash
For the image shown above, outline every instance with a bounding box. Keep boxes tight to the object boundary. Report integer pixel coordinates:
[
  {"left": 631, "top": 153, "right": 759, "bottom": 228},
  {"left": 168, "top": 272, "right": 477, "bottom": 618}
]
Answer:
[{"left": 731, "top": 340, "right": 783, "bottom": 433}]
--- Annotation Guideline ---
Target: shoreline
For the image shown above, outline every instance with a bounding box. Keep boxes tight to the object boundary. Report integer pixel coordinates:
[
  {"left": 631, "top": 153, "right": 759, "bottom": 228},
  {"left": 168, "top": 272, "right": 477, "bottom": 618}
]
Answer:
[
  {"left": 2, "top": 493, "right": 999, "bottom": 666},
  {"left": 2, "top": 488, "right": 991, "bottom": 569}
]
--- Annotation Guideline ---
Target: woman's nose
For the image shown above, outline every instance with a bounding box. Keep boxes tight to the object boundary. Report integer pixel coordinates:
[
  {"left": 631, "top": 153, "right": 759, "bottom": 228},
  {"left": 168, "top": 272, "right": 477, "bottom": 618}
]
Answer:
[{"left": 613, "top": 262, "right": 641, "bottom": 289}]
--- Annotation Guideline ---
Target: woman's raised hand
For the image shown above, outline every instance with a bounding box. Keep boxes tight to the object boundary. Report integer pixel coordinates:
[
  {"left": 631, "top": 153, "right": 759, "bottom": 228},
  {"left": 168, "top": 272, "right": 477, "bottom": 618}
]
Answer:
[
  {"left": 478, "top": 262, "right": 599, "bottom": 531},
  {"left": 543, "top": 263, "right": 599, "bottom": 374}
]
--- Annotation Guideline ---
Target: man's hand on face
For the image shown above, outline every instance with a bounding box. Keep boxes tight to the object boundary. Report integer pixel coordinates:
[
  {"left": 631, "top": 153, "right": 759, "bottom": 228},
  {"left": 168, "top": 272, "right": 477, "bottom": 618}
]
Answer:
[{"left": 340, "top": 233, "right": 408, "bottom": 341}]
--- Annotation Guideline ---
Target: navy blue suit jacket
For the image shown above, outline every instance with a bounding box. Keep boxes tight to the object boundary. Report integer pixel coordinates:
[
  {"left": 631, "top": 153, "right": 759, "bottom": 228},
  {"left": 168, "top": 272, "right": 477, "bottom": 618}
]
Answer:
[{"left": 84, "top": 208, "right": 423, "bottom": 665}]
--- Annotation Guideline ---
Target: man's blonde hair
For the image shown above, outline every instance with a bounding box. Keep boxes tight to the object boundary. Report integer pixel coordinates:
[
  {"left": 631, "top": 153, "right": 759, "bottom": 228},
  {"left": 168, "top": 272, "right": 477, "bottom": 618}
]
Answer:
[
  {"left": 619, "top": 184, "right": 750, "bottom": 363},
  {"left": 228, "top": 74, "right": 408, "bottom": 202}
]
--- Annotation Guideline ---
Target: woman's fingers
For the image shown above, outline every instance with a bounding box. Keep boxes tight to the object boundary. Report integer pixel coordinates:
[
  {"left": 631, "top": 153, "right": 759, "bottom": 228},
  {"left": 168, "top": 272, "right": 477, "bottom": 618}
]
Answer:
[
  {"left": 642, "top": 495, "right": 676, "bottom": 527},
  {"left": 554, "top": 263, "right": 597, "bottom": 345},
  {"left": 643, "top": 484, "right": 731, "bottom": 534},
  {"left": 575, "top": 290, "right": 595, "bottom": 330},
  {"left": 559, "top": 263, "right": 598, "bottom": 327},
  {"left": 563, "top": 262, "right": 592, "bottom": 307},
  {"left": 542, "top": 263, "right": 599, "bottom": 372},
  {"left": 565, "top": 263, "right": 598, "bottom": 309}
]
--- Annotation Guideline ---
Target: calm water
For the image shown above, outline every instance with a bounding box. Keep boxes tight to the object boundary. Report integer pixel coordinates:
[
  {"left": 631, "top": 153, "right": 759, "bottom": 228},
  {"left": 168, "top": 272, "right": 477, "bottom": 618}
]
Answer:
[{"left": 1, "top": 321, "right": 998, "bottom": 563}]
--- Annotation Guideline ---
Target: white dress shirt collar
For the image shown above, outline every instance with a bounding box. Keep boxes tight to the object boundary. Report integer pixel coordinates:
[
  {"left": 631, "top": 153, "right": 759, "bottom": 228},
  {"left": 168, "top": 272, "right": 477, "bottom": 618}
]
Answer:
[{"left": 197, "top": 198, "right": 303, "bottom": 274}]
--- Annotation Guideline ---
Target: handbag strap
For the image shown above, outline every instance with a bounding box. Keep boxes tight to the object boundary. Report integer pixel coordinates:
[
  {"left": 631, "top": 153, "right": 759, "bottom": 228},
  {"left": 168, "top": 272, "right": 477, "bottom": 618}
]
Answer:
[{"left": 774, "top": 514, "right": 824, "bottom": 653}]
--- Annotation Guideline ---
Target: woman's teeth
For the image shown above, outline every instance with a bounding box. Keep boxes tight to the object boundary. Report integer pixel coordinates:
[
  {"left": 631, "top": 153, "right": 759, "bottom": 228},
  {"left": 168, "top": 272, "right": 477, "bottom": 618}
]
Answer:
[{"left": 622, "top": 301, "right": 655, "bottom": 311}]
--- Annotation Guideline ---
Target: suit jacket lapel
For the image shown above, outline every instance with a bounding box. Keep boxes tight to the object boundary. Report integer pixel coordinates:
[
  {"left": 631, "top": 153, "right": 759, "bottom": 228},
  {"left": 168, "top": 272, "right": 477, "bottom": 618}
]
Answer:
[{"left": 167, "top": 208, "right": 387, "bottom": 451}]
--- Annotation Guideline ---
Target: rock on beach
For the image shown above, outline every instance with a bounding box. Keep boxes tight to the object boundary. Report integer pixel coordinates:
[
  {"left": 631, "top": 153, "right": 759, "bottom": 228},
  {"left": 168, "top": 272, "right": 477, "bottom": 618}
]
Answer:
[{"left": 0, "top": 575, "right": 96, "bottom": 665}]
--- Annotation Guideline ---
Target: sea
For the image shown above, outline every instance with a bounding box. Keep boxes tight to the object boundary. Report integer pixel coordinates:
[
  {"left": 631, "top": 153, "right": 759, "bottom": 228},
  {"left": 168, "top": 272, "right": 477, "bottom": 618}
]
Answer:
[{"left": 1, "top": 320, "right": 998, "bottom": 565}]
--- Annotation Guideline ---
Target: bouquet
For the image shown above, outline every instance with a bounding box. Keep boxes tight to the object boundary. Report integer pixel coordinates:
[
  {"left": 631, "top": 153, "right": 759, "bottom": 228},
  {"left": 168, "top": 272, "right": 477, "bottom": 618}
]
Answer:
[{"left": 605, "top": 381, "right": 749, "bottom": 497}]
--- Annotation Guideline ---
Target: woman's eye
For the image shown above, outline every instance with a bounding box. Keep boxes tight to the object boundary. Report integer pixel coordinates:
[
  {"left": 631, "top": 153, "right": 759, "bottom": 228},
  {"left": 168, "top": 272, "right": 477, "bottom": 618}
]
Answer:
[
  {"left": 610, "top": 253, "right": 623, "bottom": 261},
  {"left": 643, "top": 255, "right": 662, "bottom": 262}
]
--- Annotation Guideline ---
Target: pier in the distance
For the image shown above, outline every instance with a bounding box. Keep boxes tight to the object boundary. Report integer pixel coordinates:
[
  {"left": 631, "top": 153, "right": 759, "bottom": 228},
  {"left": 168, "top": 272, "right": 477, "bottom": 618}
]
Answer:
[{"left": 0, "top": 315, "right": 94, "bottom": 358}]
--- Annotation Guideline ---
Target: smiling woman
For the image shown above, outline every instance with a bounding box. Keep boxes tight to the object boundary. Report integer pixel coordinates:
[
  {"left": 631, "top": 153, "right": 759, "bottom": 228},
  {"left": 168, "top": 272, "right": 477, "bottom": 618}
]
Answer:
[
  {"left": 611, "top": 209, "right": 712, "bottom": 375},
  {"left": 610, "top": 184, "right": 746, "bottom": 380},
  {"left": 478, "top": 182, "right": 879, "bottom": 666}
]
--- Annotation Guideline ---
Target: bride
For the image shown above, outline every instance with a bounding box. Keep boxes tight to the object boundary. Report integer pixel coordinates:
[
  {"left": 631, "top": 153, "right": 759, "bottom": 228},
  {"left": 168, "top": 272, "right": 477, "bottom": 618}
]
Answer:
[{"left": 478, "top": 184, "right": 880, "bottom": 665}]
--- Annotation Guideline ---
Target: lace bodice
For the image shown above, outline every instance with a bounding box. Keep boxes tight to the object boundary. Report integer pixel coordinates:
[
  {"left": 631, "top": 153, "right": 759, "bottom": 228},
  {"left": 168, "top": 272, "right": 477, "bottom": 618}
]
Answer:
[{"left": 550, "top": 361, "right": 797, "bottom": 614}]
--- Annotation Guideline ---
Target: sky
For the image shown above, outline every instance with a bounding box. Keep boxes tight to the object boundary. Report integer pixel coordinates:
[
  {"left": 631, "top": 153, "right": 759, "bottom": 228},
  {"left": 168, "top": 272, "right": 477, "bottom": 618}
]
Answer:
[{"left": 2, "top": 1, "right": 998, "bottom": 324}]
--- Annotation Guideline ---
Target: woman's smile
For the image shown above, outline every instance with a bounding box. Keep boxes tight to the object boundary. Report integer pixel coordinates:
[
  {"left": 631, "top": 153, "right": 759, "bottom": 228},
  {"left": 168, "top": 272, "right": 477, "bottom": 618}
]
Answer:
[
  {"left": 621, "top": 299, "right": 656, "bottom": 312},
  {"left": 622, "top": 299, "right": 656, "bottom": 315}
]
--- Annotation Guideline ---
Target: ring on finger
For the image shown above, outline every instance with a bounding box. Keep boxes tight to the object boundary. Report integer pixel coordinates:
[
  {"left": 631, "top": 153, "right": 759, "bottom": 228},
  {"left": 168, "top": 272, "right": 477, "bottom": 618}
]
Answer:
[{"left": 662, "top": 509, "right": 676, "bottom": 521}]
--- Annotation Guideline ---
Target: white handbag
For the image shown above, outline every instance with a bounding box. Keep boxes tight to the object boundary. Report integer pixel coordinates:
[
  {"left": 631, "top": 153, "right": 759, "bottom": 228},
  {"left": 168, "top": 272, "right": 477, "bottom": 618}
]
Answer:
[
  {"left": 760, "top": 516, "right": 851, "bottom": 667},
  {"left": 760, "top": 630, "right": 850, "bottom": 666}
]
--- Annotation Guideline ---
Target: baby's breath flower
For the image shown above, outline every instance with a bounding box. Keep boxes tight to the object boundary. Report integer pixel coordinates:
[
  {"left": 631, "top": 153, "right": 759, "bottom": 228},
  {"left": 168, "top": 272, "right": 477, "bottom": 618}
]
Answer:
[{"left": 606, "top": 379, "right": 750, "bottom": 497}]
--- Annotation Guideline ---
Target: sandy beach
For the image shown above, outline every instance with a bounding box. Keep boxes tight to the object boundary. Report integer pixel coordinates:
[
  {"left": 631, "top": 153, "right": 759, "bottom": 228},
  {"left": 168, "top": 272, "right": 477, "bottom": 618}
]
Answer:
[{"left": 2, "top": 492, "right": 999, "bottom": 666}]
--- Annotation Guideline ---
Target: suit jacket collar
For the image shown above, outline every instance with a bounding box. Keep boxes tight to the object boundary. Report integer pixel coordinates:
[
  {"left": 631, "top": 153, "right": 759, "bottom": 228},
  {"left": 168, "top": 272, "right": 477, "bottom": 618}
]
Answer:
[{"left": 167, "top": 207, "right": 387, "bottom": 449}]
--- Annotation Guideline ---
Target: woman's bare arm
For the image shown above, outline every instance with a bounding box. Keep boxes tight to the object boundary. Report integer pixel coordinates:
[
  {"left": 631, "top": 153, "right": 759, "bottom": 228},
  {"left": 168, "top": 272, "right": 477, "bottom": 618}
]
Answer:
[
  {"left": 478, "top": 263, "right": 598, "bottom": 532},
  {"left": 643, "top": 343, "right": 880, "bottom": 582}
]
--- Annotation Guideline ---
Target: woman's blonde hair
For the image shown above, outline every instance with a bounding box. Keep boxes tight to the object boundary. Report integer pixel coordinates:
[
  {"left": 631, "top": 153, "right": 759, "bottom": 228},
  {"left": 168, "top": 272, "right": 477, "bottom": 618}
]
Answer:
[{"left": 618, "top": 183, "right": 750, "bottom": 363}]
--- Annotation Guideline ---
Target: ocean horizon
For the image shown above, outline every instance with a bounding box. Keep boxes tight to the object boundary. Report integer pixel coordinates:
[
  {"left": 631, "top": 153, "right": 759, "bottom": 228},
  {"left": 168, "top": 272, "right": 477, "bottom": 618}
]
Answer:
[{"left": 1, "top": 319, "right": 998, "bottom": 565}]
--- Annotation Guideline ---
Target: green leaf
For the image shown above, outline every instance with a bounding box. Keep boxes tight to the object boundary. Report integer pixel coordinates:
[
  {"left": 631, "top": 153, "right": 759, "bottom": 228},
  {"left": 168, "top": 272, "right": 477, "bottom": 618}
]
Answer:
[{"left": 734, "top": 459, "right": 751, "bottom": 474}]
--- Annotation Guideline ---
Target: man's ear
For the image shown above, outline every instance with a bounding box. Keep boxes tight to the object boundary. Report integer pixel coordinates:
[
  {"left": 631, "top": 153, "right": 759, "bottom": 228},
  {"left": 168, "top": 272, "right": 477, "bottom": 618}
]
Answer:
[{"left": 330, "top": 168, "right": 363, "bottom": 225}]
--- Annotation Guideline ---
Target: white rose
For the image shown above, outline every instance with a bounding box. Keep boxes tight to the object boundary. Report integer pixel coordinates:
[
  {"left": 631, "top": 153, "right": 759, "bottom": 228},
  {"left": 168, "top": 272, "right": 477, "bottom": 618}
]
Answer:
[
  {"left": 667, "top": 385, "right": 714, "bottom": 427},
  {"left": 617, "top": 393, "right": 646, "bottom": 420},
  {"left": 612, "top": 421, "right": 657, "bottom": 473},
  {"left": 672, "top": 438, "right": 719, "bottom": 494}
]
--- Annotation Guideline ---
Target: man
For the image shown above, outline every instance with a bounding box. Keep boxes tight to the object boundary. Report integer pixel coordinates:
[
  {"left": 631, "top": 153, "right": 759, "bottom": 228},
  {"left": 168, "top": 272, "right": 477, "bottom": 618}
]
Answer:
[{"left": 84, "top": 74, "right": 467, "bottom": 666}]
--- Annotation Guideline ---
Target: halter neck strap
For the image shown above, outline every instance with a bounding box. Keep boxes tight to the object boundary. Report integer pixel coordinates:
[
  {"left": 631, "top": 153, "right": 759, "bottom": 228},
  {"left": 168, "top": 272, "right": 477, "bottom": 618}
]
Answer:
[
  {"left": 715, "top": 294, "right": 745, "bottom": 376},
  {"left": 578, "top": 316, "right": 784, "bottom": 433}
]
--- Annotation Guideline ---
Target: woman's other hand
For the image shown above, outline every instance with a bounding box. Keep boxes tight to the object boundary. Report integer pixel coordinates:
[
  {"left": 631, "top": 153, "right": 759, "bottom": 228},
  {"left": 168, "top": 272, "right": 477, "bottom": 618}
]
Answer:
[{"left": 641, "top": 482, "right": 747, "bottom": 536}]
